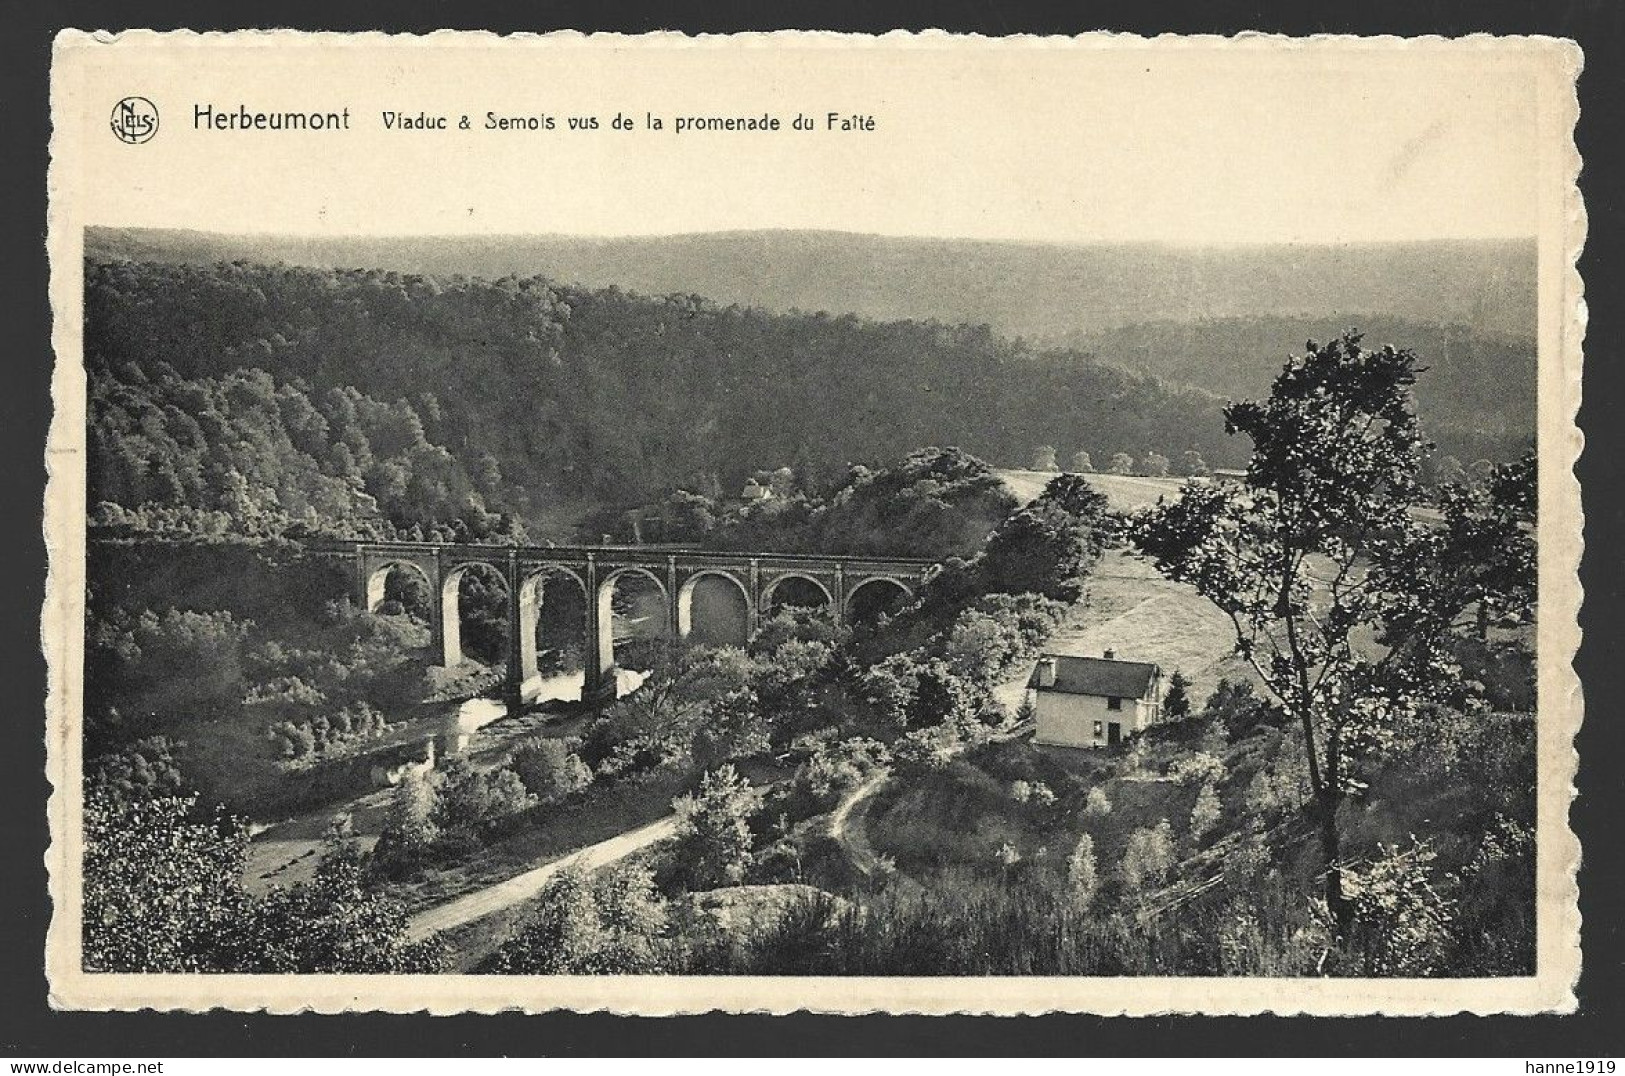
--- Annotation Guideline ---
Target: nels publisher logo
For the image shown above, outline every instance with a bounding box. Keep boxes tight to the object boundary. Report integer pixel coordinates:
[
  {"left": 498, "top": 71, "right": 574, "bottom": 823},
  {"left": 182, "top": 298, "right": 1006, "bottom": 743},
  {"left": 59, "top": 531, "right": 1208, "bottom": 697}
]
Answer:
[{"left": 110, "top": 96, "right": 159, "bottom": 144}]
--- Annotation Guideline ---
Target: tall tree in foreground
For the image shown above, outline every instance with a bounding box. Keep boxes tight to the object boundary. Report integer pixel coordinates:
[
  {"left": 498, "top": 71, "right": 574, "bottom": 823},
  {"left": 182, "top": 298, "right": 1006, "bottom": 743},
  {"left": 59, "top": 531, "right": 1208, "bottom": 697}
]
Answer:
[
  {"left": 1135, "top": 332, "right": 1532, "bottom": 936},
  {"left": 83, "top": 791, "right": 251, "bottom": 972}
]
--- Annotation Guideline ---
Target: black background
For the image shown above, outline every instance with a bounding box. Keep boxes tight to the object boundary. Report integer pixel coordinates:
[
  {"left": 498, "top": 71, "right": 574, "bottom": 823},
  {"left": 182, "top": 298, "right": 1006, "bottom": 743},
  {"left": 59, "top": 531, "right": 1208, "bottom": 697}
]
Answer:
[{"left": 2, "top": 0, "right": 1620, "bottom": 1057}]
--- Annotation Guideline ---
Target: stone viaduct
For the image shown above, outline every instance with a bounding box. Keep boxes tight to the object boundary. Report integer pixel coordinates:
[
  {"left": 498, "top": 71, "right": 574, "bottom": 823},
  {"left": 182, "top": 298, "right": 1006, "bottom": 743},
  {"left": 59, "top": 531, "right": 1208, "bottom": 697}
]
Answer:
[{"left": 320, "top": 540, "right": 932, "bottom": 708}]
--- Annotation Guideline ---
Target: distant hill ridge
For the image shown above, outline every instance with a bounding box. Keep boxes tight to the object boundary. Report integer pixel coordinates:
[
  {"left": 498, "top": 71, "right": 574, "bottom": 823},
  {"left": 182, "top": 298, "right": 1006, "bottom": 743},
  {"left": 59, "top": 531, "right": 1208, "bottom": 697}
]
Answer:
[{"left": 85, "top": 226, "right": 1537, "bottom": 341}]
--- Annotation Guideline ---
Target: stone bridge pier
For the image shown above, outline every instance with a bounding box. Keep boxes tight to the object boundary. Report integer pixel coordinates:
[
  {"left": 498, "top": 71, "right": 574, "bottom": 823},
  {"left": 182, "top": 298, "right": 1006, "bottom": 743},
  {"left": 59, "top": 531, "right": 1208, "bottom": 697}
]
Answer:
[{"left": 331, "top": 540, "right": 930, "bottom": 710}]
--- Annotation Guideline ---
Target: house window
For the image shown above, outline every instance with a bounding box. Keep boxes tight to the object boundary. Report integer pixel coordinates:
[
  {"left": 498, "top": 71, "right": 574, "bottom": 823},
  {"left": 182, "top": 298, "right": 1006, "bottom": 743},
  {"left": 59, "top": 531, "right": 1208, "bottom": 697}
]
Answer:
[
  {"left": 1092, "top": 721, "right": 1104, "bottom": 739},
  {"left": 1107, "top": 696, "right": 1123, "bottom": 711}
]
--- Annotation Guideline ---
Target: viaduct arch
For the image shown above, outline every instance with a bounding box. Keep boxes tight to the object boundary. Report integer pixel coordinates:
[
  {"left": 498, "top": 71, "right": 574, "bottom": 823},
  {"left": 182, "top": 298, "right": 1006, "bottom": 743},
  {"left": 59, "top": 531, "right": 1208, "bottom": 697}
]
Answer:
[
  {"left": 338, "top": 540, "right": 928, "bottom": 709},
  {"left": 676, "top": 569, "right": 754, "bottom": 646}
]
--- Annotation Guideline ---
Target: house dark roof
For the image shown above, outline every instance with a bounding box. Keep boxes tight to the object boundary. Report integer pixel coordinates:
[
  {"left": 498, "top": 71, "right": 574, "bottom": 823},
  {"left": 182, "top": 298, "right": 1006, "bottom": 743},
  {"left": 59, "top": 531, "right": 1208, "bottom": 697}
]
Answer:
[{"left": 1029, "top": 655, "right": 1159, "bottom": 699}]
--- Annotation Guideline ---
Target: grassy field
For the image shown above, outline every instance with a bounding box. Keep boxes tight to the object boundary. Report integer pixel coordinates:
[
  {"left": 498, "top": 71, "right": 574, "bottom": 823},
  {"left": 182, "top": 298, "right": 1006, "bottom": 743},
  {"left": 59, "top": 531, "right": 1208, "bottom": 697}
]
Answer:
[
  {"left": 995, "top": 468, "right": 1187, "bottom": 514},
  {"left": 989, "top": 547, "right": 1256, "bottom": 719},
  {"left": 1053, "top": 551, "right": 1256, "bottom": 704}
]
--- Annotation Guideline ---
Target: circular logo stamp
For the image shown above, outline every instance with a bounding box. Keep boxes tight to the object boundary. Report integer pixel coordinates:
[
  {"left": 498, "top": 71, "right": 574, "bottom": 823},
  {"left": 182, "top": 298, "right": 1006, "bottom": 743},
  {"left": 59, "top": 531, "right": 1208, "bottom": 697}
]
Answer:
[{"left": 110, "top": 97, "right": 160, "bottom": 144}]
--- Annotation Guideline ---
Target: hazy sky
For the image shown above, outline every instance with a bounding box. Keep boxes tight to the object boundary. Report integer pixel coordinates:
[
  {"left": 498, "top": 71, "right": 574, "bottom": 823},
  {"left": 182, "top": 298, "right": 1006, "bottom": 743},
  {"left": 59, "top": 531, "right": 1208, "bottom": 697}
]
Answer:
[{"left": 64, "top": 36, "right": 1546, "bottom": 245}]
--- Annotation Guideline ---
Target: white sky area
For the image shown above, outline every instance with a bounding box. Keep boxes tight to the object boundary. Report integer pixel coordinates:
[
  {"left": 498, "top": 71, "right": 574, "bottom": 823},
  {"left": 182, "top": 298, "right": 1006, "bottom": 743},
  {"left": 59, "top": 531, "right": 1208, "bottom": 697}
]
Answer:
[{"left": 69, "top": 38, "right": 1543, "bottom": 245}]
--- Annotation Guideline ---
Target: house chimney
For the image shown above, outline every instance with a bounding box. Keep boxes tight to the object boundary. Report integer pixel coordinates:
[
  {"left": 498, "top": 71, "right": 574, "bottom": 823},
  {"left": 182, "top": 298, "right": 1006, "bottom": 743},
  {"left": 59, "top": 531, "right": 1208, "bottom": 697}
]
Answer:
[
  {"left": 1035, "top": 656, "right": 1057, "bottom": 688},
  {"left": 1103, "top": 648, "right": 1116, "bottom": 660}
]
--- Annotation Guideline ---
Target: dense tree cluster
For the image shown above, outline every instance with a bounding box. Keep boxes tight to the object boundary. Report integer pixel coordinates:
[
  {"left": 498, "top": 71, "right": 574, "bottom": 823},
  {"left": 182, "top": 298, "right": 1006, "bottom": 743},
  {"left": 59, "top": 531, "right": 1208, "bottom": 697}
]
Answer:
[
  {"left": 644, "top": 447, "right": 1020, "bottom": 560},
  {"left": 83, "top": 791, "right": 440, "bottom": 973},
  {"left": 89, "top": 361, "right": 519, "bottom": 541},
  {"left": 86, "top": 259, "right": 1242, "bottom": 533}
]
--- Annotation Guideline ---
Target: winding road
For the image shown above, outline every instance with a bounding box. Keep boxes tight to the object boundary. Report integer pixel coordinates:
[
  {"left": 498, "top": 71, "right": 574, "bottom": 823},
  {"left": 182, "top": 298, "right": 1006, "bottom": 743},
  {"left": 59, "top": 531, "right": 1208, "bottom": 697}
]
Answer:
[
  {"left": 403, "top": 813, "right": 679, "bottom": 942},
  {"left": 828, "top": 773, "right": 893, "bottom": 880}
]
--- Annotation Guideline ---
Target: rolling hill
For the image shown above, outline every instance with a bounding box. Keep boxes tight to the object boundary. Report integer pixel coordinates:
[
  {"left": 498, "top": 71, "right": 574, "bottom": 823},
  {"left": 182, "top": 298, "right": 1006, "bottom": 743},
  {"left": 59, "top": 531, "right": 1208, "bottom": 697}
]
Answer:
[{"left": 85, "top": 227, "right": 1537, "bottom": 341}]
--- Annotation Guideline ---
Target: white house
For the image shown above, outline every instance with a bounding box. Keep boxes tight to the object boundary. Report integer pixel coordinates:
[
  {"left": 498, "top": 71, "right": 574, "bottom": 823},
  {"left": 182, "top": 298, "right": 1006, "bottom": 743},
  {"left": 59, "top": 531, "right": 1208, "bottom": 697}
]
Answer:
[
  {"left": 1028, "top": 650, "right": 1163, "bottom": 749},
  {"left": 737, "top": 478, "right": 773, "bottom": 503}
]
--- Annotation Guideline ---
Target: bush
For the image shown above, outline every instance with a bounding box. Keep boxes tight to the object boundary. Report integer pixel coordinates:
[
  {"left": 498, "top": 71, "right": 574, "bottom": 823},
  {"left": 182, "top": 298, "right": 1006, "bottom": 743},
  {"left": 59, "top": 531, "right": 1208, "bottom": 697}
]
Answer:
[
  {"left": 433, "top": 757, "right": 535, "bottom": 831},
  {"left": 1166, "top": 751, "right": 1227, "bottom": 788},
  {"left": 491, "top": 863, "right": 670, "bottom": 974},
  {"left": 943, "top": 609, "right": 1027, "bottom": 686},
  {"left": 672, "top": 765, "right": 757, "bottom": 890},
  {"left": 1206, "top": 679, "right": 1284, "bottom": 742},
  {"left": 370, "top": 769, "right": 440, "bottom": 877},
  {"left": 83, "top": 792, "right": 250, "bottom": 972},
  {"left": 891, "top": 724, "right": 962, "bottom": 779},
  {"left": 1188, "top": 780, "right": 1222, "bottom": 846},
  {"left": 1010, "top": 779, "right": 1057, "bottom": 810},
  {"left": 1448, "top": 813, "right": 1536, "bottom": 975},
  {"left": 1336, "top": 840, "right": 1455, "bottom": 976},
  {"left": 1083, "top": 786, "right": 1113, "bottom": 818},
  {"left": 266, "top": 703, "right": 391, "bottom": 764},
  {"left": 510, "top": 737, "right": 594, "bottom": 802},
  {"left": 1120, "top": 820, "right": 1176, "bottom": 899},
  {"left": 690, "top": 690, "right": 772, "bottom": 770},
  {"left": 797, "top": 737, "right": 890, "bottom": 808},
  {"left": 86, "top": 736, "right": 186, "bottom": 810},
  {"left": 1067, "top": 832, "right": 1099, "bottom": 911}
]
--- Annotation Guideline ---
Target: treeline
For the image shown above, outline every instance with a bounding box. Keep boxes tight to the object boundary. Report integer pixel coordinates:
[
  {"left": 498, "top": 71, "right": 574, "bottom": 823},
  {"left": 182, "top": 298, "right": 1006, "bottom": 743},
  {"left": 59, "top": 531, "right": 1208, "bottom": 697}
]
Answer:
[
  {"left": 623, "top": 447, "right": 1021, "bottom": 560},
  {"left": 1066, "top": 315, "right": 1536, "bottom": 464},
  {"left": 85, "top": 258, "right": 1244, "bottom": 534}
]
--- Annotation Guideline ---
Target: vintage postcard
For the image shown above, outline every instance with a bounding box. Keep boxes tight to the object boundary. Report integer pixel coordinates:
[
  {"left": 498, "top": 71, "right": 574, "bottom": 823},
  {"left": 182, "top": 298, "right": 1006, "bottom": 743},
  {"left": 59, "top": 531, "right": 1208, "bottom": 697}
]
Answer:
[{"left": 44, "top": 30, "right": 1583, "bottom": 1014}]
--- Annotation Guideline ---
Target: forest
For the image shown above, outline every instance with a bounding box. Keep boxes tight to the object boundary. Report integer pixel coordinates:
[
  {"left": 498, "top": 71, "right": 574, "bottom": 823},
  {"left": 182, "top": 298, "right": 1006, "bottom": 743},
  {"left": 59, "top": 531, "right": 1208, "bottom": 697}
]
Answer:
[
  {"left": 85, "top": 257, "right": 1249, "bottom": 540},
  {"left": 1067, "top": 315, "right": 1535, "bottom": 465}
]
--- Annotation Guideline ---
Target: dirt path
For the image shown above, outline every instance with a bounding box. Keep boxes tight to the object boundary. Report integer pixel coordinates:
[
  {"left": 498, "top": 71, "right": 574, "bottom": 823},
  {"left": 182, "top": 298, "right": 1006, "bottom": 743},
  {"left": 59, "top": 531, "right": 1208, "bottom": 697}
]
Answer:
[
  {"left": 828, "top": 774, "right": 892, "bottom": 880},
  {"left": 404, "top": 813, "right": 680, "bottom": 942}
]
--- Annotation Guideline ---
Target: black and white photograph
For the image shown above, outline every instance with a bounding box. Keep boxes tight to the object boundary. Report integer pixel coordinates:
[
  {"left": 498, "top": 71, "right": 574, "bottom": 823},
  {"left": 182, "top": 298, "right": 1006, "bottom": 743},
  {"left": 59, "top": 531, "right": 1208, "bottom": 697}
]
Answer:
[{"left": 44, "top": 31, "right": 1582, "bottom": 1015}]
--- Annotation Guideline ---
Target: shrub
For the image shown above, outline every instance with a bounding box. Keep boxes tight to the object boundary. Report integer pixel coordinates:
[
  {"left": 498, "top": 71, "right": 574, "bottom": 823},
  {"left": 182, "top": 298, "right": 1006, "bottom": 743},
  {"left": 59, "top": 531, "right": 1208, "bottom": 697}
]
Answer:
[
  {"left": 86, "top": 736, "right": 186, "bottom": 810},
  {"left": 1066, "top": 832, "right": 1099, "bottom": 912},
  {"left": 690, "top": 690, "right": 772, "bottom": 770},
  {"left": 1188, "top": 780, "right": 1222, "bottom": 846},
  {"left": 672, "top": 765, "right": 756, "bottom": 889},
  {"left": 943, "top": 609, "right": 1027, "bottom": 686},
  {"left": 1243, "top": 735, "right": 1310, "bottom": 818},
  {"left": 1010, "top": 779, "right": 1057, "bottom": 810},
  {"left": 266, "top": 703, "right": 391, "bottom": 764},
  {"left": 370, "top": 769, "right": 439, "bottom": 876},
  {"left": 82, "top": 792, "right": 250, "bottom": 972},
  {"left": 891, "top": 724, "right": 961, "bottom": 779},
  {"left": 1083, "top": 786, "right": 1113, "bottom": 818},
  {"left": 491, "top": 863, "right": 670, "bottom": 974},
  {"left": 433, "top": 757, "right": 535, "bottom": 831},
  {"left": 1206, "top": 679, "right": 1284, "bottom": 742},
  {"left": 1448, "top": 813, "right": 1536, "bottom": 975},
  {"left": 510, "top": 737, "right": 594, "bottom": 802},
  {"left": 797, "top": 737, "right": 889, "bottom": 808},
  {"left": 244, "top": 675, "right": 327, "bottom": 706},
  {"left": 1167, "top": 751, "right": 1227, "bottom": 788},
  {"left": 1337, "top": 840, "right": 1455, "bottom": 976},
  {"left": 1121, "top": 820, "right": 1176, "bottom": 898}
]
